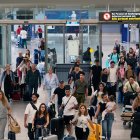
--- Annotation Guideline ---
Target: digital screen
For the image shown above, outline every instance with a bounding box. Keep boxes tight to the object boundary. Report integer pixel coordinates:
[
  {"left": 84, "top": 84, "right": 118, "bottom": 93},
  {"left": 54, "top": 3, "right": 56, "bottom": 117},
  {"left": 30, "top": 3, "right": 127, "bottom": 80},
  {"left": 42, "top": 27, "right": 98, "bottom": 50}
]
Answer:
[{"left": 99, "top": 12, "right": 140, "bottom": 21}]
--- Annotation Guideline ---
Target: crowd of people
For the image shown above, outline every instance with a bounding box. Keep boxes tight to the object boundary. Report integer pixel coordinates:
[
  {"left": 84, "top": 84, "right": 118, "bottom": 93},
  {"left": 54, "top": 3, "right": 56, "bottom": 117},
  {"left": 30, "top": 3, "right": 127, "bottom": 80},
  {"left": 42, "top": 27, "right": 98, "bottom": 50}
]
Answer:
[{"left": 0, "top": 37, "right": 140, "bottom": 140}]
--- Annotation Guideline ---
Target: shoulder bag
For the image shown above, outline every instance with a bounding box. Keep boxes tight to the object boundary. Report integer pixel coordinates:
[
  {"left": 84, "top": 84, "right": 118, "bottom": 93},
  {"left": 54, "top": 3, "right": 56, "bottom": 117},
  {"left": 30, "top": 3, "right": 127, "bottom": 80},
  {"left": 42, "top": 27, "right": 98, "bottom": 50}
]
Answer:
[
  {"left": 58, "top": 95, "right": 72, "bottom": 117},
  {"left": 8, "top": 114, "right": 21, "bottom": 134},
  {"left": 30, "top": 102, "right": 38, "bottom": 110},
  {"left": 126, "top": 82, "right": 137, "bottom": 99}
]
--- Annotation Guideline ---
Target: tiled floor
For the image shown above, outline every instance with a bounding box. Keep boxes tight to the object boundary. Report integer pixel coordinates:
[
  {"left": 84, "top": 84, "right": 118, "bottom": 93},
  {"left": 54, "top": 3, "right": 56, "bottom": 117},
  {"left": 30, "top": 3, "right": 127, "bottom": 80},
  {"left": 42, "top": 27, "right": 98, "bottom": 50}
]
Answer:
[
  {"left": 3, "top": 87, "right": 131, "bottom": 140},
  {"left": 2, "top": 36, "right": 133, "bottom": 140}
]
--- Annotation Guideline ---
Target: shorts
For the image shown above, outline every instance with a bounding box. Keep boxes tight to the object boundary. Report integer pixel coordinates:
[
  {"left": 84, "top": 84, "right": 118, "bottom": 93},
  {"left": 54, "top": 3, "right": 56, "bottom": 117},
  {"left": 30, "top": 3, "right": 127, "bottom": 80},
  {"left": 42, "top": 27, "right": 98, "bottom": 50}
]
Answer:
[{"left": 63, "top": 115, "right": 74, "bottom": 125}]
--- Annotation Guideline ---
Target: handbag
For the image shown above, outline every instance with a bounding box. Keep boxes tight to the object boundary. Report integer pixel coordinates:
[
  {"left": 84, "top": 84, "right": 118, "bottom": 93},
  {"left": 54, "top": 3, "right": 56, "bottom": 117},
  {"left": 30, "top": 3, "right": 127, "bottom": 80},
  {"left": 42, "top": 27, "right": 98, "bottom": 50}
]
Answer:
[
  {"left": 58, "top": 95, "right": 72, "bottom": 117},
  {"left": 8, "top": 114, "right": 21, "bottom": 134},
  {"left": 129, "top": 82, "right": 137, "bottom": 99}
]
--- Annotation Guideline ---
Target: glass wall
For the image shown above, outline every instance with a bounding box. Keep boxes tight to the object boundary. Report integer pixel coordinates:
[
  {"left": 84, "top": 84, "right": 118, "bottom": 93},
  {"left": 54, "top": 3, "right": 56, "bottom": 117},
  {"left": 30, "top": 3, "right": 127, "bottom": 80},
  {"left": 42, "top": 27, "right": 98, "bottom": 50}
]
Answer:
[
  {"left": 47, "top": 25, "right": 64, "bottom": 68},
  {"left": 82, "top": 24, "right": 100, "bottom": 64},
  {"left": 0, "top": 25, "right": 11, "bottom": 67}
]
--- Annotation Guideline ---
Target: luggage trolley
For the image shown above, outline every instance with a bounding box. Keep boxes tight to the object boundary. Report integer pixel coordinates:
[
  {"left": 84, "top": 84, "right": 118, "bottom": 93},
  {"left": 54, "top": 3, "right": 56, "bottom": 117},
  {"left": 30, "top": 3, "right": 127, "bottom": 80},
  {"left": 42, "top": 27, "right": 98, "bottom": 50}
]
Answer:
[{"left": 121, "top": 92, "right": 136, "bottom": 128}]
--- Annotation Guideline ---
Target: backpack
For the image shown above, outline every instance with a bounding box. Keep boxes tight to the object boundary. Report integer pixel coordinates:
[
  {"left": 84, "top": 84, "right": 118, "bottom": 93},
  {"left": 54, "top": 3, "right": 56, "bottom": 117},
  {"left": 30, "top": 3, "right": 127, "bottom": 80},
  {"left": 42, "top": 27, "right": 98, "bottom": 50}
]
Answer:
[{"left": 83, "top": 50, "right": 90, "bottom": 61}]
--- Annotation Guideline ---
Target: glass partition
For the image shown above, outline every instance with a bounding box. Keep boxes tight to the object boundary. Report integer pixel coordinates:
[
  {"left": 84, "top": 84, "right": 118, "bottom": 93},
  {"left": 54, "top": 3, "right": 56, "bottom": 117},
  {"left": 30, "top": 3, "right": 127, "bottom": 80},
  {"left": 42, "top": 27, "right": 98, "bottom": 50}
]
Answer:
[
  {"left": 65, "top": 23, "right": 80, "bottom": 63},
  {"left": 82, "top": 24, "right": 100, "bottom": 65},
  {"left": 47, "top": 25, "right": 64, "bottom": 68}
]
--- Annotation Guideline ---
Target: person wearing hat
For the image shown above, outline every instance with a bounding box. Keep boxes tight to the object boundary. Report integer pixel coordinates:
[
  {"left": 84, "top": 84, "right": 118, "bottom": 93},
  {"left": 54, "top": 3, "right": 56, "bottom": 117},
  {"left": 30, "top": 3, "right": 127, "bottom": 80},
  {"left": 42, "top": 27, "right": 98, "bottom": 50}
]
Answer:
[
  {"left": 73, "top": 71, "right": 88, "bottom": 105},
  {"left": 60, "top": 85, "right": 78, "bottom": 135},
  {"left": 107, "top": 61, "right": 118, "bottom": 99},
  {"left": 24, "top": 93, "right": 41, "bottom": 140},
  {"left": 90, "top": 59, "right": 102, "bottom": 91},
  {"left": 51, "top": 80, "right": 65, "bottom": 111}
]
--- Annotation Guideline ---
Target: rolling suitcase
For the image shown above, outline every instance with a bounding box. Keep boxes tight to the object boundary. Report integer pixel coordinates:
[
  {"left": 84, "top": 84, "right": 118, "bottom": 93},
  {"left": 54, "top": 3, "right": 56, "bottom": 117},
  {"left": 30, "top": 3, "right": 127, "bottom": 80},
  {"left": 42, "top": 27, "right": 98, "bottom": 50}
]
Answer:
[
  {"left": 39, "top": 135, "right": 58, "bottom": 140},
  {"left": 131, "top": 112, "right": 140, "bottom": 139},
  {"left": 12, "top": 84, "right": 21, "bottom": 101},
  {"left": 88, "top": 123, "right": 102, "bottom": 140},
  {"left": 23, "top": 85, "right": 31, "bottom": 101},
  {"left": 63, "top": 135, "right": 75, "bottom": 140},
  {"left": 8, "top": 131, "right": 16, "bottom": 140},
  {"left": 51, "top": 117, "right": 64, "bottom": 140}
]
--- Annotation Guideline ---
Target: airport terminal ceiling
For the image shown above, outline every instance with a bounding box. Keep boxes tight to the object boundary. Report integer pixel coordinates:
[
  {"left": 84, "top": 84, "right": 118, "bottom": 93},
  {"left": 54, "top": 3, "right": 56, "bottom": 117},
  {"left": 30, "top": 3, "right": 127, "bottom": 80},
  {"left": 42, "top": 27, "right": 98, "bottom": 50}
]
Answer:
[{"left": 0, "top": 0, "right": 140, "bottom": 9}]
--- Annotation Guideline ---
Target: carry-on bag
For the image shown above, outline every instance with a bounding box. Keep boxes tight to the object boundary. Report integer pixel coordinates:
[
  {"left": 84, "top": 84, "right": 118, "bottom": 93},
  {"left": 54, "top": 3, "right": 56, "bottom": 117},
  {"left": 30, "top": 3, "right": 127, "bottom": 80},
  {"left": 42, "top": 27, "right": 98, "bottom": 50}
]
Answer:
[
  {"left": 12, "top": 84, "right": 21, "bottom": 101},
  {"left": 39, "top": 134, "right": 58, "bottom": 140},
  {"left": 8, "top": 131, "right": 16, "bottom": 140},
  {"left": 88, "top": 123, "right": 102, "bottom": 140},
  {"left": 131, "top": 112, "right": 140, "bottom": 139},
  {"left": 8, "top": 114, "right": 21, "bottom": 134},
  {"left": 23, "top": 85, "right": 31, "bottom": 101},
  {"left": 50, "top": 117, "right": 64, "bottom": 140},
  {"left": 63, "top": 135, "right": 75, "bottom": 140}
]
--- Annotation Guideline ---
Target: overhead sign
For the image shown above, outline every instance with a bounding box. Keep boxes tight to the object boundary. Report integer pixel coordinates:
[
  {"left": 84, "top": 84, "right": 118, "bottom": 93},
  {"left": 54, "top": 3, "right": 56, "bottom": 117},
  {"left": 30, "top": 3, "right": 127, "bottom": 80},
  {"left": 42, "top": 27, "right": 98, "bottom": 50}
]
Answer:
[{"left": 99, "top": 12, "right": 140, "bottom": 21}]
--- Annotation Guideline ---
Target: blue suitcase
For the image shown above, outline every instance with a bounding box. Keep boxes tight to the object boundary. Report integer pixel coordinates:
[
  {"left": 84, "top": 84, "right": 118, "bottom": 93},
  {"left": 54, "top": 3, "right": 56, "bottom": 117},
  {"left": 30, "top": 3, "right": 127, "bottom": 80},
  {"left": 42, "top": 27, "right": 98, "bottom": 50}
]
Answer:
[
  {"left": 63, "top": 135, "right": 75, "bottom": 140},
  {"left": 39, "top": 134, "right": 58, "bottom": 140}
]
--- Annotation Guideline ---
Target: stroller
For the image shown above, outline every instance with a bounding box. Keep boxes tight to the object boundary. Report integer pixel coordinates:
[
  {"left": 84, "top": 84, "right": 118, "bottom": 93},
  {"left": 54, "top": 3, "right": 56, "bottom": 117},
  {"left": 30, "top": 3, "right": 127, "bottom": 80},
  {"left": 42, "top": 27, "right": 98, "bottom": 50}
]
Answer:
[{"left": 121, "top": 92, "right": 136, "bottom": 128}]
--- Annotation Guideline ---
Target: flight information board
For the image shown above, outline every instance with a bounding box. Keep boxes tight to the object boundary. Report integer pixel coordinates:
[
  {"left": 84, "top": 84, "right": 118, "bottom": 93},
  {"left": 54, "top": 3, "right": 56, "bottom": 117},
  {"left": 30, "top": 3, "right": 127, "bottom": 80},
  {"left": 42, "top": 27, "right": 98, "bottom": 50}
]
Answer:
[{"left": 99, "top": 12, "right": 140, "bottom": 21}]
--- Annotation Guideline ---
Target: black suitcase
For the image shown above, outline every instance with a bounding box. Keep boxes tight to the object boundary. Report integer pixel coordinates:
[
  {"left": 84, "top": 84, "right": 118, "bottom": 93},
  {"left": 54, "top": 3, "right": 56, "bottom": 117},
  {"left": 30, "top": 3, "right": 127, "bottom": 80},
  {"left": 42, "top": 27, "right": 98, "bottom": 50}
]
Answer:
[
  {"left": 131, "top": 112, "right": 140, "bottom": 139},
  {"left": 8, "top": 131, "right": 16, "bottom": 140},
  {"left": 63, "top": 135, "right": 75, "bottom": 140},
  {"left": 131, "top": 123, "right": 140, "bottom": 139},
  {"left": 51, "top": 117, "right": 64, "bottom": 140},
  {"left": 23, "top": 85, "right": 31, "bottom": 101}
]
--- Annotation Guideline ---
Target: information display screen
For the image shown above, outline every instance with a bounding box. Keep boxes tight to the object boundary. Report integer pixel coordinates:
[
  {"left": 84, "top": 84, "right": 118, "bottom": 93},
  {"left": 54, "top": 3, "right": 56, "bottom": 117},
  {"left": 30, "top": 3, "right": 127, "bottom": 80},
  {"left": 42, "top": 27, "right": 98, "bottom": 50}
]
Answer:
[{"left": 99, "top": 12, "right": 140, "bottom": 21}]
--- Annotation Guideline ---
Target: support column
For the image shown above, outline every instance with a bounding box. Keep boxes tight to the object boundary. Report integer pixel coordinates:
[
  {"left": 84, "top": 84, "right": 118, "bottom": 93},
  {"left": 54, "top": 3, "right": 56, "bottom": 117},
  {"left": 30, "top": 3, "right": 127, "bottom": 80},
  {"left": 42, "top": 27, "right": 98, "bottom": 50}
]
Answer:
[
  {"left": 63, "top": 25, "right": 65, "bottom": 63},
  {"left": 139, "top": 24, "right": 140, "bottom": 62},
  {"left": 99, "top": 24, "right": 102, "bottom": 66},
  {"left": 79, "top": 25, "right": 83, "bottom": 63},
  {"left": 44, "top": 24, "right": 48, "bottom": 72},
  {"left": 6, "top": 25, "right": 11, "bottom": 64}
]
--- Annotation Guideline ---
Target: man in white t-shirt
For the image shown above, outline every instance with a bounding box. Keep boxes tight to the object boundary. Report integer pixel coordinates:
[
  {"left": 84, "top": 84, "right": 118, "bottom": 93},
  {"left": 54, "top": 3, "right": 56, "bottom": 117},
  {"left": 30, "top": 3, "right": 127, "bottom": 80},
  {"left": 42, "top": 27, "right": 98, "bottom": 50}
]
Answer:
[
  {"left": 123, "top": 76, "right": 139, "bottom": 107},
  {"left": 24, "top": 93, "right": 41, "bottom": 140},
  {"left": 107, "top": 61, "right": 118, "bottom": 99},
  {"left": 60, "top": 85, "right": 78, "bottom": 135},
  {"left": 20, "top": 27, "right": 27, "bottom": 49}
]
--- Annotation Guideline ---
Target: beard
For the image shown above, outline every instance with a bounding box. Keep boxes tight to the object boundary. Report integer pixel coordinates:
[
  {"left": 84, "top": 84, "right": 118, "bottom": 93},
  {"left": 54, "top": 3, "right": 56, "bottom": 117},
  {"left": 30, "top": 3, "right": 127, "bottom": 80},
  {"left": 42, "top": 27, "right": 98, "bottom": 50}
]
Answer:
[{"left": 32, "top": 100, "right": 37, "bottom": 103}]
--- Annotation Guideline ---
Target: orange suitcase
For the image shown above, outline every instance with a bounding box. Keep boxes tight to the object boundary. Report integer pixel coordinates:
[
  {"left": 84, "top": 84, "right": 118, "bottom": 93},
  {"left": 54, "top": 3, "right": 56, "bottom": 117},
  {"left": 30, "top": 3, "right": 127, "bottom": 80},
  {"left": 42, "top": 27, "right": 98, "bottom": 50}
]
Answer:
[{"left": 88, "top": 123, "right": 102, "bottom": 140}]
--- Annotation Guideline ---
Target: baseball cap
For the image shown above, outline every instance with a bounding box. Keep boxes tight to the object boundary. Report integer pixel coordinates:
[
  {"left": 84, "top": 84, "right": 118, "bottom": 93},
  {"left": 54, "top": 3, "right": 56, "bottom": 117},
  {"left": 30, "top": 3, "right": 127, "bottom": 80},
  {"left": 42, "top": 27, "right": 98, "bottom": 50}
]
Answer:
[{"left": 59, "top": 80, "right": 64, "bottom": 84}]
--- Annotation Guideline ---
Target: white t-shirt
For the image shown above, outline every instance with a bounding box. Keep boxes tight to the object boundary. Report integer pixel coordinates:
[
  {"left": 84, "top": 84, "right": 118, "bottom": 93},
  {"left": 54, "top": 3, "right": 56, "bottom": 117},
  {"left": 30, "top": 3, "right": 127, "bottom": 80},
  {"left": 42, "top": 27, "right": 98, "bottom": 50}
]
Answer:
[
  {"left": 24, "top": 101, "right": 41, "bottom": 123},
  {"left": 106, "top": 101, "right": 116, "bottom": 111},
  {"left": 62, "top": 95, "right": 78, "bottom": 116},
  {"left": 20, "top": 30, "right": 27, "bottom": 39},
  {"left": 76, "top": 115, "right": 90, "bottom": 129},
  {"left": 108, "top": 67, "right": 117, "bottom": 82},
  {"left": 124, "top": 81, "right": 139, "bottom": 92}
]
